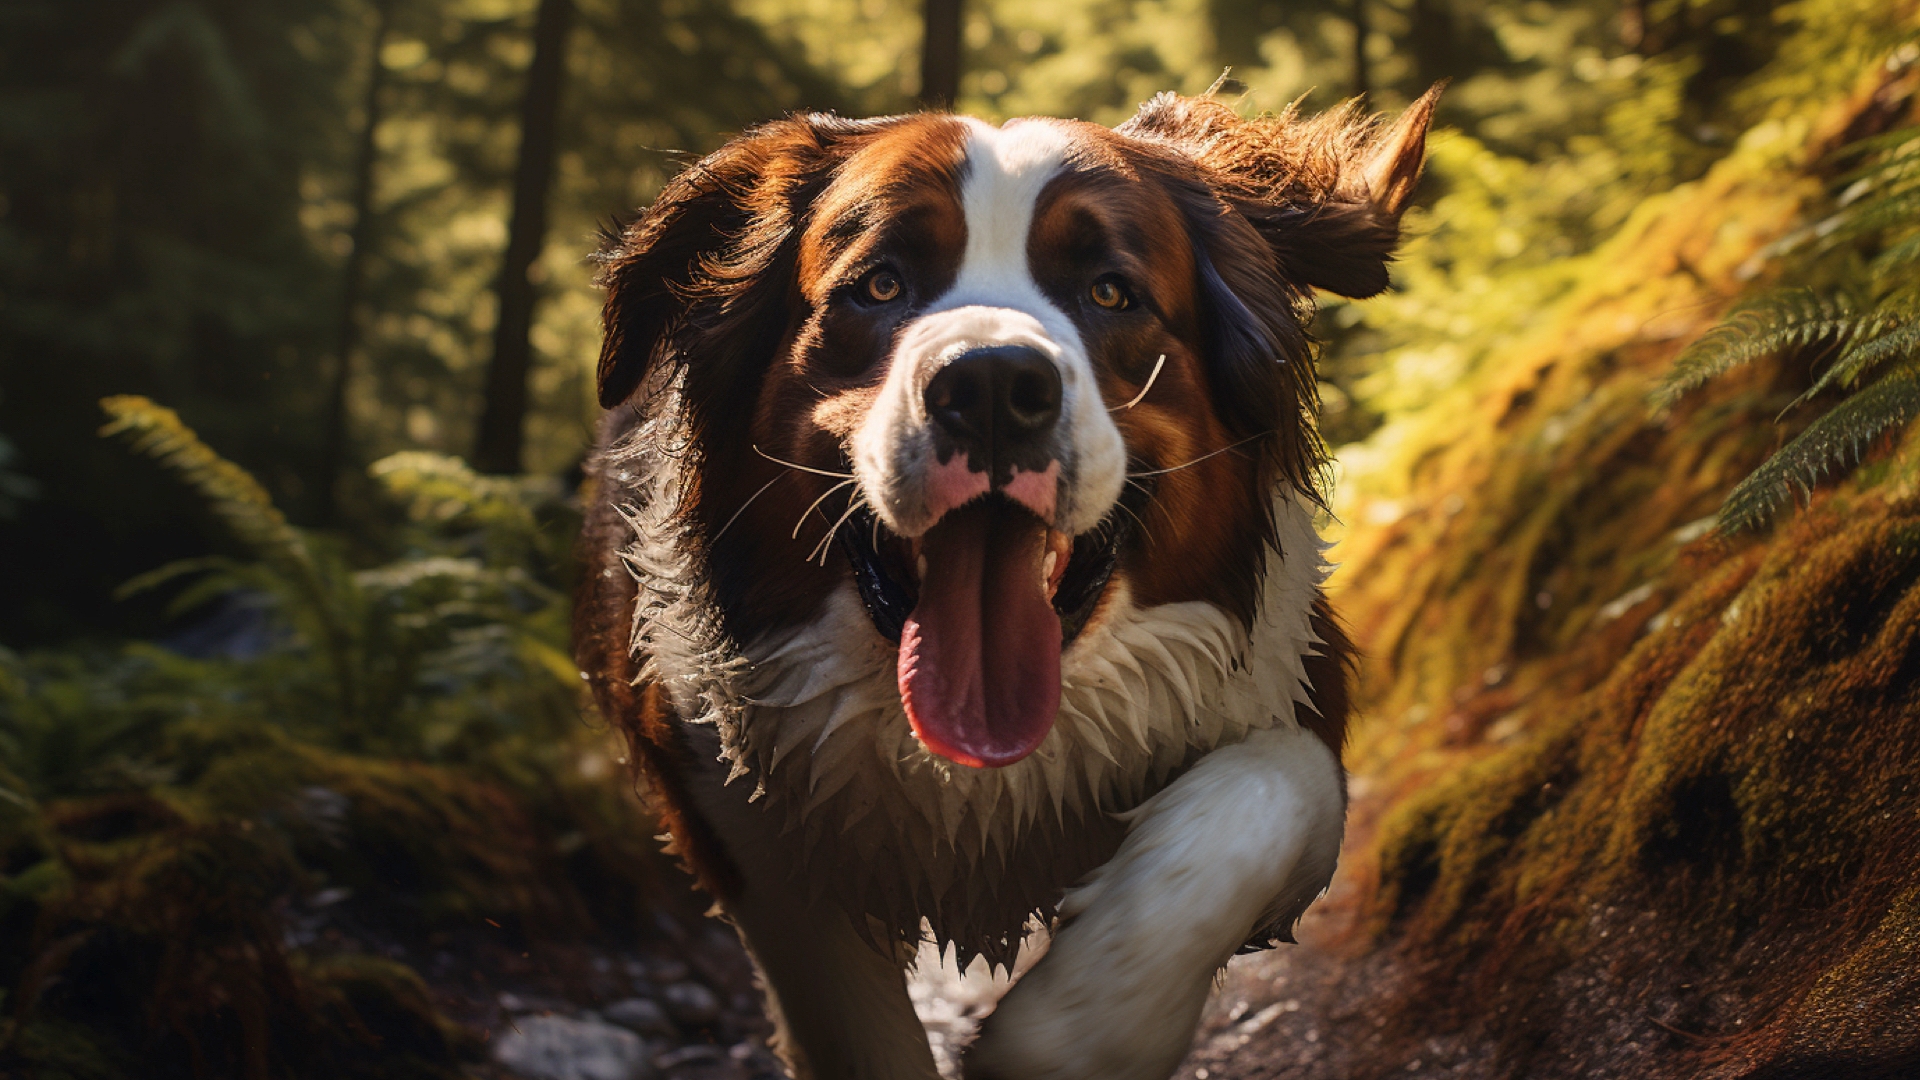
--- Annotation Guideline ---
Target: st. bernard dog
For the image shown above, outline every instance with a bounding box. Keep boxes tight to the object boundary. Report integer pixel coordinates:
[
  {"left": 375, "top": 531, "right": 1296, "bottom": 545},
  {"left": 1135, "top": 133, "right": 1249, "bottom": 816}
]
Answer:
[{"left": 575, "top": 86, "right": 1439, "bottom": 1080}]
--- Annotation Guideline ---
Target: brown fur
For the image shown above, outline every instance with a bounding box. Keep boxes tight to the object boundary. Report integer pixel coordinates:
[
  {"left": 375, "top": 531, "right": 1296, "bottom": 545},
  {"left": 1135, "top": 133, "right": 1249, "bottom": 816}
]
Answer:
[
  {"left": 573, "top": 420, "right": 745, "bottom": 899},
  {"left": 576, "top": 87, "right": 1432, "bottom": 947},
  {"left": 1300, "top": 595, "right": 1358, "bottom": 761}
]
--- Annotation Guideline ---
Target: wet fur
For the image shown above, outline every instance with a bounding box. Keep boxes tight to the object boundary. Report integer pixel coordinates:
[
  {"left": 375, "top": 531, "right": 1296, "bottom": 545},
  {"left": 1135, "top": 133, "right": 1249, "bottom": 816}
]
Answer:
[{"left": 576, "top": 87, "right": 1437, "bottom": 1080}]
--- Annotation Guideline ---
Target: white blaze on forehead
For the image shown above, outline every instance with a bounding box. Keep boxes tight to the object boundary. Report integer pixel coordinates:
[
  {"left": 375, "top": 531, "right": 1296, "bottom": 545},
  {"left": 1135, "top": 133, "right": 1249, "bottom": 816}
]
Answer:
[
  {"left": 947, "top": 118, "right": 1074, "bottom": 305},
  {"left": 851, "top": 116, "right": 1125, "bottom": 539}
]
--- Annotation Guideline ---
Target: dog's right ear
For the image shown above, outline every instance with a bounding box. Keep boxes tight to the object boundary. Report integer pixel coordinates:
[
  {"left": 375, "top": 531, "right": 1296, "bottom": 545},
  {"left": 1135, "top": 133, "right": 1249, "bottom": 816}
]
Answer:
[{"left": 595, "top": 115, "right": 876, "bottom": 409}]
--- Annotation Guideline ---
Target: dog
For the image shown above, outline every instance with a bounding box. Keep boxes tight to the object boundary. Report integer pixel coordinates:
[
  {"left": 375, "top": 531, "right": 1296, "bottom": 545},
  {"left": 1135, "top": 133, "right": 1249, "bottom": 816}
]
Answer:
[{"left": 574, "top": 85, "right": 1439, "bottom": 1080}]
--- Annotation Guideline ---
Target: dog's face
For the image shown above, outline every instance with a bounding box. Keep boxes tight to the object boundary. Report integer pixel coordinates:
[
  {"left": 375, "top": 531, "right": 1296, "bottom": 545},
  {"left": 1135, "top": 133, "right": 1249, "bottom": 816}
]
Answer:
[{"left": 598, "top": 92, "right": 1435, "bottom": 769}]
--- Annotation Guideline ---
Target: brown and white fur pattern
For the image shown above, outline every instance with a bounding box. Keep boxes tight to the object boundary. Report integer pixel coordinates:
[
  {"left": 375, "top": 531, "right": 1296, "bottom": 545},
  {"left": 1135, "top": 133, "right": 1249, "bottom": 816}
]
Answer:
[{"left": 576, "top": 88, "right": 1439, "bottom": 1080}]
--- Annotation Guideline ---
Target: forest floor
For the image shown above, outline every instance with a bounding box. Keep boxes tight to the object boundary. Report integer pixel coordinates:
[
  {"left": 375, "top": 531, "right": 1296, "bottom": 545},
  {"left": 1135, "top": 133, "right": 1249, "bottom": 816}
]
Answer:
[{"left": 454, "top": 865, "right": 1366, "bottom": 1080}]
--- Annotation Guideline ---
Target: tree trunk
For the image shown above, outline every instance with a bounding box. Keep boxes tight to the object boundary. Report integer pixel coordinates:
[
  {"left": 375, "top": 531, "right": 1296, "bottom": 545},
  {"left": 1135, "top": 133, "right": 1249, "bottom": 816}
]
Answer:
[
  {"left": 918, "top": 0, "right": 962, "bottom": 108},
  {"left": 473, "top": 0, "right": 573, "bottom": 475},
  {"left": 1351, "top": 0, "right": 1371, "bottom": 100},
  {"left": 318, "top": 0, "right": 393, "bottom": 523}
]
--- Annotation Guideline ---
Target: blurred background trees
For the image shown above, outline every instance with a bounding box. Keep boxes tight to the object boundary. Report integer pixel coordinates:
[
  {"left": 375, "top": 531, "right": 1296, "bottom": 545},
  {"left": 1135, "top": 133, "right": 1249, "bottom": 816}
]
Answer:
[
  {"left": 0, "top": 0, "right": 1814, "bottom": 645},
  {"left": 0, "top": 0, "right": 839, "bottom": 643}
]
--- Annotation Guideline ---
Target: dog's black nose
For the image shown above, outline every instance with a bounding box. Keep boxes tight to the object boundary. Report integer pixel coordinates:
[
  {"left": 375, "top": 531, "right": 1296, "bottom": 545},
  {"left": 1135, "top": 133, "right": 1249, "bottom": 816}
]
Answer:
[{"left": 924, "top": 345, "right": 1062, "bottom": 473}]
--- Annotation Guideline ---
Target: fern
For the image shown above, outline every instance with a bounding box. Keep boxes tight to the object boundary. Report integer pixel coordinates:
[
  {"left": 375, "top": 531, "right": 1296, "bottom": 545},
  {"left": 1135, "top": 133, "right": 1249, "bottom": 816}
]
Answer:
[
  {"left": 98, "top": 401, "right": 581, "bottom": 755},
  {"left": 1826, "top": 187, "right": 1920, "bottom": 244},
  {"left": 100, "top": 396, "right": 316, "bottom": 582},
  {"left": 99, "top": 395, "right": 364, "bottom": 731},
  {"left": 1830, "top": 125, "right": 1920, "bottom": 193},
  {"left": 1654, "top": 83, "right": 1920, "bottom": 532},
  {"left": 1794, "top": 318, "right": 1920, "bottom": 405},
  {"left": 369, "top": 451, "right": 565, "bottom": 570},
  {"left": 1871, "top": 231, "right": 1920, "bottom": 273},
  {"left": 1719, "top": 363, "right": 1920, "bottom": 531},
  {"left": 371, "top": 452, "right": 530, "bottom": 525},
  {"left": 1652, "top": 291, "right": 1870, "bottom": 410}
]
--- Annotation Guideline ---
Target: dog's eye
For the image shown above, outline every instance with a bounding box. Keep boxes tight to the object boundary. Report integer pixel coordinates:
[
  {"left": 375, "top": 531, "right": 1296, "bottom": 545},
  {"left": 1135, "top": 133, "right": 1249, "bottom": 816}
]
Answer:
[
  {"left": 1090, "top": 277, "right": 1132, "bottom": 311},
  {"left": 861, "top": 269, "right": 903, "bottom": 304}
]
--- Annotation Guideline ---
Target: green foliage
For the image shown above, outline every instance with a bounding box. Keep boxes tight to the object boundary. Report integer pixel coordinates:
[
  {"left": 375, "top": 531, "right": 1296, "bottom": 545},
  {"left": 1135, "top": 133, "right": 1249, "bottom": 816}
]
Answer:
[
  {"left": 1656, "top": 120, "right": 1920, "bottom": 531},
  {"left": 0, "top": 646, "right": 192, "bottom": 807},
  {"left": 0, "top": 0, "right": 841, "bottom": 643},
  {"left": 97, "top": 395, "right": 581, "bottom": 756},
  {"left": 101, "top": 394, "right": 330, "bottom": 607},
  {"left": 0, "top": 401, "right": 674, "bottom": 1077},
  {"left": 0, "top": 0, "right": 1851, "bottom": 641}
]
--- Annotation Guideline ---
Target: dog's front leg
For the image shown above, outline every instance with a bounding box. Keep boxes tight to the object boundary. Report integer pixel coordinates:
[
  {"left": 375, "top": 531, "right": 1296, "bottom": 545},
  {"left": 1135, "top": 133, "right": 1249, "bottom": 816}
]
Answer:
[
  {"left": 723, "top": 882, "right": 941, "bottom": 1080},
  {"left": 963, "top": 722, "right": 1345, "bottom": 1080},
  {"left": 684, "top": 752, "right": 941, "bottom": 1080}
]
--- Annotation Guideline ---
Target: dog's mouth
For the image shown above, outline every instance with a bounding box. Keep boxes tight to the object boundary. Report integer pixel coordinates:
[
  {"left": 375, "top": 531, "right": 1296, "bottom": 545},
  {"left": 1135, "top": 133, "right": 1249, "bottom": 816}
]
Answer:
[{"left": 838, "top": 488, "right": 1138, "bottom": 769}]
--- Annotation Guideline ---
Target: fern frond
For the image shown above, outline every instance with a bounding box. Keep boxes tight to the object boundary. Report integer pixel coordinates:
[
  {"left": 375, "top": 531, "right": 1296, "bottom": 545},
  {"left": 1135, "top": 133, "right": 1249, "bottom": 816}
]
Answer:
[
  {"left": 99, "top": 396, "right": 313, "bottom": 576},
  {"left": 100, "top": 396, "right": 362, "bottom": 720},
  {"left": 1653, "top": 291, "right": 1861, "bottom": 410},
  {"left": 352, "top": 556, "right": 491, "bottom": 591},
  {"left": 372, "top": 452, "right": 502, "bottom": 511},
  {"left": 1824, "top": 187, "right": 1920, "bottom": 246},
  {"left": 369, "top": 451, "right": 541, "bottom": 531},
  {"left": 1795, "top": 316, "right": 1920, "bottom": 405},
  {"left": 1675, "top": 111, "right": 1920, "bottom": 532},
  {"left": 113, "top": 556, "right": 238, "bottom": 601},
  {"left": 1830, "top": 124, "right": 1920, "bottom": 175},
  {"left": 1870, "top": 232, "right": 1920, "bottom": 275},
  {"left": 1719, "top": 363, "right": 1920, "bottom": 532}
]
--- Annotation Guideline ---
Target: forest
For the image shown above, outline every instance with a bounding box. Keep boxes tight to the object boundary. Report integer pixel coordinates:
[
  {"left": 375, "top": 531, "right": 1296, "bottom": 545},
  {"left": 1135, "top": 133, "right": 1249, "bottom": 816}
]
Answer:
[{"left": 2, "top": 0, "right": 1918, "bottom": 1077}]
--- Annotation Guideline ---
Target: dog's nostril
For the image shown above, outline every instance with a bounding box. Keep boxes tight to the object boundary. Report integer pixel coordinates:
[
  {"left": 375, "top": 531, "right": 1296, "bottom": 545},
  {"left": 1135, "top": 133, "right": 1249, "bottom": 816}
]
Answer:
[
  {"left": 924, "top": 345, "right": 1062, "bottom": 465},
  {"left": 939, "top": 379, "right": 978, "bottom": 414},
  {"left": 1006, "top": 368, "right": 1060, "bottom": 430}
]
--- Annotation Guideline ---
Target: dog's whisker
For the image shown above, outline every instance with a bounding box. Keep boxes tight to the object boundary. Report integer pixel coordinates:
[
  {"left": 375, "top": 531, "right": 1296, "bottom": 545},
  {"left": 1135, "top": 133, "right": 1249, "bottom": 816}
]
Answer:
[
  {"left": 808, "top": 497, "right": 866, "bottom": 565},
  {"left": 1126, "top": 431, "right": 1271, "bottom": 478},
  {"left": 792, "top": 478, "right": 858, "bottom": 540},
  {"left": 754, "top": 444, "right": 854, "bottom": 479},
  {"left": 1114, "top": 497, "right": 1155, "bottom": 547},
  {"left": 1111, "top": 354, "right": 1167, "bottom": 412},
  {"left": 711, "top": 472, "right": 789, "bottom": 546}
]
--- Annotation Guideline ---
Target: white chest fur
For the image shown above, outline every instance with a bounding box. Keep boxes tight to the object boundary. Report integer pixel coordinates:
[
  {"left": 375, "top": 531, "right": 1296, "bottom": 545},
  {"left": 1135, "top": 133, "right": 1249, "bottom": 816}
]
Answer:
[{"left": 613, "top": 416, "right": 1334, "bottom": 966}]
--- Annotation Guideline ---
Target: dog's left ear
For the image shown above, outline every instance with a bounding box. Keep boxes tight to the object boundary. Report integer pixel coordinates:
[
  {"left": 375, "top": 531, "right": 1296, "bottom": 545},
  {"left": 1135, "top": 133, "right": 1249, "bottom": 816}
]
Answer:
[
  {"left": 1122, "top": 84, "right": 1443, "bottom": 299},
  {"left": 1354, "top": 85, "right": 1443, "bottom": 219},
  {"left": 1291, "top": 84, "right": 1442, "bottom": 298}
]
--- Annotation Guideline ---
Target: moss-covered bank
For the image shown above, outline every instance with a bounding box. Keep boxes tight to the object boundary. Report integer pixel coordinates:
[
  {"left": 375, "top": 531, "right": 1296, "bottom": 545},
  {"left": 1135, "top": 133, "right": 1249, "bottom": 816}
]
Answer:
[{"left": 1193, "top": 7, "right": 1920, "bottom": 1077}]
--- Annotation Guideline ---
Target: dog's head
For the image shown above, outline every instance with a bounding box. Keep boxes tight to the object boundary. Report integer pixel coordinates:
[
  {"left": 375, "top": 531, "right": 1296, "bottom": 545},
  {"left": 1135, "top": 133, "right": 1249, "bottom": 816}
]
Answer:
[{"left": 597, "top": 89, "right": 1437, "bottom": 769}]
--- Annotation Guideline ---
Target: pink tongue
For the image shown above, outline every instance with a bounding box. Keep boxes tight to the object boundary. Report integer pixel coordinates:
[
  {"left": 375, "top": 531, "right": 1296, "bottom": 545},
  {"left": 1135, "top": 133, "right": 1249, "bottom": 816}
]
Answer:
[{"left": 898, "top": 500, "right": 1062, "bottom": 768}]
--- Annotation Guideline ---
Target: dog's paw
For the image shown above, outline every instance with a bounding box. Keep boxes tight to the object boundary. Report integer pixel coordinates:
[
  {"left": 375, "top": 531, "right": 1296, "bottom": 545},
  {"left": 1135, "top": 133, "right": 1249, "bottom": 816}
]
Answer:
[{"left": 959, "top": 956, "right": 1207, "bottom": 1080}]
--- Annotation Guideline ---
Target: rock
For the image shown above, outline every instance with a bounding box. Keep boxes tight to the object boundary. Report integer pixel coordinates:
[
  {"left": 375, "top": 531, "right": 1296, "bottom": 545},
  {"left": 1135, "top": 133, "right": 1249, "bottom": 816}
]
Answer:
[
  {"left": 619, "top": 959, "right": 658, "bottom": 998},
  {"left": 647, "top": 958, "right": 690, "bottom": 984},
  {"left": 499, "top": 989, "right": 567, "bottom": 1016},
  {"left": 653, "top": 1045, "right": 724, "bottom": 1069},
  {"left": 603, "top": 997, "right": 674, "bottom": 1037},
  {"left": 726, "top": 1039, "right": 786, "bottom": 1079},
  {"left": 660, "top": 982, "right": 721, "bottom": 1026},
  {"left": 493, "top": 1015, "right": 655, "bottom": 1080}
]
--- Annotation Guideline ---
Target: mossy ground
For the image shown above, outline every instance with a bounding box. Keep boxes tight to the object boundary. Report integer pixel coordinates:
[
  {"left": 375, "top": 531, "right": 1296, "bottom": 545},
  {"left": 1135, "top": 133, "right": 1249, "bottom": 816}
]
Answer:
[
  {"left": 1189, "top": 29, "right": 1920, "bottom": 1080},
  {"left": 0, "top": 680, "right": 742, "bottom": 1079}
]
